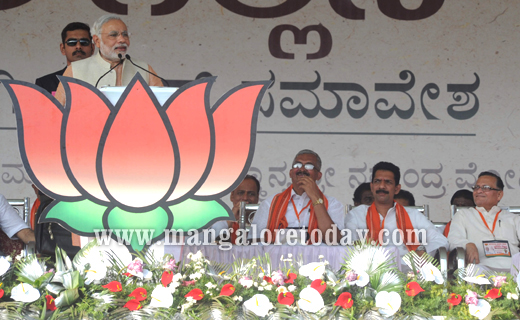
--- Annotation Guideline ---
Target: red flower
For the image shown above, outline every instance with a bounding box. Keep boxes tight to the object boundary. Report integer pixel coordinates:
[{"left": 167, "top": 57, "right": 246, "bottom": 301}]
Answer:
[
  {"left": 405, "top": 282, "right": 424, "bottom": 297},
  {"left": 447, "top": 293, "right": 462, "bottom": 309},
  {"left": 123, "top": 272, "right": 133, "bottom": 277},
  {"left": 45, "top": 295, "right": 57, "bottom": 311},
  {"left": 278, "top": 292, "right": 295, "bottom": 305},
  {"left": 185, "top": 288, "right": 204, "bottom": 301},
  {"left": 128, "top": 287, "right": 147, "bottom": 301},
  {"left": 335, "top": 292, "right": 354, "bottom": 309},
  {"left": 263, "top": 276, "right": 273, "bottom": 284},
  {"left": 311, "top": 279, "right": 327, "bottom": 294},
  {"left": 102, "top": 281, "right": 122, "bottom": 292},
  {"left": 0, "top": 289, "right": 4, "bottom": 299},
  {"left": 161, "top": 270, "right": 173, "bottom": 287},
  {"left": 220, "top": 284, "right": 235, "bottom": 296},
  {"left": 124, "top": 299, "right": 142, "bottom": 311},
  {"left": 4, "top": 77, "right": 269, "bottom": 249},
  {"left": 484, "top": 288, "right": 502, "bottom": 299},
  {"left": 284, "top": 272, "right": 297, "bottom": 284}
]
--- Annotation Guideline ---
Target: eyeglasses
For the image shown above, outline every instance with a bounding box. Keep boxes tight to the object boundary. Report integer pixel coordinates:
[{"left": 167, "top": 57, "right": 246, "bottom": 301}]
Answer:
[
  {"left": 292, "top": 162, "right": 315, "bottom": 171},
  {"left": 65, "top": 38, "right": 91, "bottom": 47},
  {"left": 103, "top": 31, "right": 130, "bottom": 39},
  {"left": 472, "top": 185, "right": 501, "bottom": 192}
]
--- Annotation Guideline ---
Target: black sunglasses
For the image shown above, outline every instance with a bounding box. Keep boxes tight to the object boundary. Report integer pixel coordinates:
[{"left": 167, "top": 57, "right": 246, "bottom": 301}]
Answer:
[{"left": 65, "top": 38, "right": 91, "bottom": 47}]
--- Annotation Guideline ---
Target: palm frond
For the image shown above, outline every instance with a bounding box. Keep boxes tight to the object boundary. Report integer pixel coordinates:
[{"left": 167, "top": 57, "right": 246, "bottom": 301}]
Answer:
[
  {"left": 72, "top": 239, "right": 100, "bottom": 270},
  {"left": 14, "top": 255, "right": 46, "bottom": 285},
  {"left": 402, "top": 251, "right": 438, "bottom": 273}
]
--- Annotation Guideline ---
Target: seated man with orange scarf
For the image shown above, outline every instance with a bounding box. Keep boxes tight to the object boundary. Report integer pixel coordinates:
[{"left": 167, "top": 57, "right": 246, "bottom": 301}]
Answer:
[
  {"left": 250, "top": 150, "right": 345, "bottom": 245},
  {"left": 345, "top": 161, "right": 448, "bottom": 261}
]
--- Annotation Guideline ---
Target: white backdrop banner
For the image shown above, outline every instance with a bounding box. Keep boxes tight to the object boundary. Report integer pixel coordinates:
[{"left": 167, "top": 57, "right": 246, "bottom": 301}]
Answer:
[{"left": 1, "top": 0, "right": 519, "bottom": 222}]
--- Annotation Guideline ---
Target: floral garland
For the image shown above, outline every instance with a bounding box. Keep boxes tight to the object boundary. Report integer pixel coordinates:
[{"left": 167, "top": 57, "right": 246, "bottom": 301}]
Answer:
[{"left": 0, "top": 241, "right": 519, "bottom": 319}]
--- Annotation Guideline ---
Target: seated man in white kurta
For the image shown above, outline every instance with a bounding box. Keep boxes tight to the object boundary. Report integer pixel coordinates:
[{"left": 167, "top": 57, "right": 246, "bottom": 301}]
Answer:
[
  {"left": 250, "top": 149, "right": 345, "bottom": 245},
  {"left": 55, "top": 14, "right": 163, "bottom": 105},
  {"left": 448, "top": 171, "right": 520, "bottom": 273},
  {"left": 345, "top": 161, "right": 448, "bottom": 262}
]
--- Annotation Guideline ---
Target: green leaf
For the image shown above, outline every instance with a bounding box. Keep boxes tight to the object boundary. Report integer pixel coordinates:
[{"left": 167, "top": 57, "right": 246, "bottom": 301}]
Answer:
[
  {"left": 169, "top": 199, "right": 232, "bottom": 231},
  {"left": 106, "top": 206, "right": 169, "bottom": 251},
  {"left": 55, "top": 288, "right": 79, "bottom": 307},
  {"left": 41, "top": 199, "right": 107, "bottom": 234}
]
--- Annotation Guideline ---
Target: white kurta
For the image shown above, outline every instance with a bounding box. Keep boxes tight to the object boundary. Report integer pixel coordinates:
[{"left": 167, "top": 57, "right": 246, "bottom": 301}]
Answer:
[{"left": 448, "top": 206, "right": 520, "bottom": 270}]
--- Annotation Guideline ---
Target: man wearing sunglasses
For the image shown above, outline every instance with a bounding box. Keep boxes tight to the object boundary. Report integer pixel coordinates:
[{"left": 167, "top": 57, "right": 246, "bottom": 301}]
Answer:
[
  {"left": 35, "top": 22, "right": 94, "bottom": 95},
  {"left": 250, "top": 149, "right": 345, "bottom": 245},
  {"left": 54, "top": 14, "right": 163, "bottom": 105},
  {"left": 448, "top": 171, "right": 520, "bottom": 272}
]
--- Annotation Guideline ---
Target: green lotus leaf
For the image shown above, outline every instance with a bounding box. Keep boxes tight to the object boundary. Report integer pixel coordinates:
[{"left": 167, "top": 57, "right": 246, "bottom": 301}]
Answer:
[
  {"left": 169, "top": 199, "right": 232, "bottom": 231},
  {"left": 42, "top": 199, "right": 107, "bottom": 234},
  {"left": 106, "top": 206, "right": 170, "bottom": 251}
]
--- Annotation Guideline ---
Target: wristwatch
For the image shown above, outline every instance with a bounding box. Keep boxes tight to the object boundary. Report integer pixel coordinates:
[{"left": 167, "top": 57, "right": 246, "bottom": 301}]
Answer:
[
  {"left": 416, "top": 245, "right": 426, "bottom": 252},
  {"left": 313, "top": 198, "right": 324, "bottom": 206}
]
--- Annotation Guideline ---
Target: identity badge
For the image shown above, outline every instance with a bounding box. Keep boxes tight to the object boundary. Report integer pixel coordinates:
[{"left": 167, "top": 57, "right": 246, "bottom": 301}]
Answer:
[{"left": 482, "top": 240, "right": 511, "bottom": 257}]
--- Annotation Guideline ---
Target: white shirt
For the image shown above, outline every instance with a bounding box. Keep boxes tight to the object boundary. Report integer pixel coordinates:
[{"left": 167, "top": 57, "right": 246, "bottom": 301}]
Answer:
[
  {"left": 448, "top": 206, "right": 520, "bottom": 270},
  {"left": 250, "top": 189, "right": 345, "bottom": 240},
  {"left": 345, "top": 204, "right": 448, "bottom": 259},
  {"left": 0, "top": 194, "right": 30, "bottom": 239}
]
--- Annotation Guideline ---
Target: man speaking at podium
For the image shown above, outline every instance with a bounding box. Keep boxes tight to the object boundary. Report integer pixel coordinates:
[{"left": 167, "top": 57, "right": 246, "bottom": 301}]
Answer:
[{"left": 55, "top": 14, "right": 163, "bottom": 105}]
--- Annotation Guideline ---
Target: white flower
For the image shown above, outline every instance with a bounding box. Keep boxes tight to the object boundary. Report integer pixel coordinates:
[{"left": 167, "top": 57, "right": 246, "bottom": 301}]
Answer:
[
  {"left": 348, "top": 270, "right": 370, "bottom": 287},
  {"left": 277, "top": 286, "right": 288, "bottom": 294},
  {"left": 253, "top": 282, "right": 258, "bottom": 287},
  {"left": 375, "top": 291, "right": 401, "bottom": 317},
  {"left": 299, "top": 262, "right": 326, "bottom": 280},
  {"left": 84, "top": 261, "right": 108, "bottom": 285},
  {"left": 233, "top": 296, "right": 243, "bottom": 301},
  {"left": 288, "top": 285, "right": 296, "bottom": 292},
  {"left": 205, "top": 282, "right": 217, "bottom": 289},
  {"left": 239, "top": 277, "right": 253, "bottom": 288},
  {"left": 244, "top": 294, "right": 274, "bottom": 317},
  {"left": 150, "top": 285, "right": 173, "bottom": 308},
  {"left": 420, "top": 263, "right": 444, "bottom": 284},
  {"left": 468, "top": 299, "right": 491, "bottom": 320},
  {"left": 464, "top": 274, "right": 491, "bottom": 285},
  {"left": 189, "top": 272, "right": 202, "bottom": 280},
  {"left": 11, "top": 283, "right": 40, "bottom": 303},
  {"left": 265, "top": 284, "right": 273, "bottom": 291},
  {"left": 288, "top": 253, "right": 293, "bottom": 258},
  {"left": 258, "top": 286, "right": 264, "bottom": 291},
  {"left": 0, "top": 257, "right": 10, "bottom": 276},
  {"left": 507, "top": 292, "right": 519, "bottom": 300},
  {"left": 318, "top": 255, "right": 324, "bottom": 260},
  {"left": 297, "top": 288, "right": 324, "bottom": 313}
]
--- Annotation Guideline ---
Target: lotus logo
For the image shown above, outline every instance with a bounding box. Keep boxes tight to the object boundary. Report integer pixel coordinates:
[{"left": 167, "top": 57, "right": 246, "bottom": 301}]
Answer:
[{"left": 2, "top": 74, "right": 269, "bottom": 250}]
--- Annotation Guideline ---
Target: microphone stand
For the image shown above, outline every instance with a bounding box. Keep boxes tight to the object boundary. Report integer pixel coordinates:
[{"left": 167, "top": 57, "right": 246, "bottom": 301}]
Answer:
[{"left": 125, "top": 54, "right": 171, "bottom": 87}]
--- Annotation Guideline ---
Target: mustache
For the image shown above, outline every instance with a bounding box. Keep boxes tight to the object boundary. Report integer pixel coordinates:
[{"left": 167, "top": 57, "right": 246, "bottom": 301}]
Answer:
[
  {"left": 296, "top": 171, "right": 310, "bottom": 176},
  {"left": 376, "top": 189, "right": 389, "bottom": 194},
  {"left": 73, "top": 50, "right": 86, "bottom": 56}
]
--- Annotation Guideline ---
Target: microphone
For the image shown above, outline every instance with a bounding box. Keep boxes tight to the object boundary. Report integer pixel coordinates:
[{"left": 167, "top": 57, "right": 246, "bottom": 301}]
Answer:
[
  {"left": 125, "top": 54, "right": 170, "bottom": 87},
  {"left": 94, "top": 53, "right": 124, "bottom": 88}
]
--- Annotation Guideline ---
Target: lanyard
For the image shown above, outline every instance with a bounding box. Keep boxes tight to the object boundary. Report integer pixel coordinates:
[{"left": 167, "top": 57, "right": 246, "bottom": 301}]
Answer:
[
  {"left": 290, "top": 198, "right": 312, "bottom": 222},
  {"left": 477, "top": 209, "right": 501, "bottom": 238}
]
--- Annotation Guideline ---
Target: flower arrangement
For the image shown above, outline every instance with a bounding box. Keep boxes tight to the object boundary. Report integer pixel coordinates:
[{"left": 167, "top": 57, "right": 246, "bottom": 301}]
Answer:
[{"left": 0, "top": 241, "right": 519, "bottom": 319}]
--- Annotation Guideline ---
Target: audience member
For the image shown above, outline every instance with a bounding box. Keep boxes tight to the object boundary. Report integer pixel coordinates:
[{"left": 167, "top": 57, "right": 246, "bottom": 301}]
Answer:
[
  {"left": 55, "top": 14, "right": 163, "bottom": 105},
  {"left": 35, "top": 22, "right": 94, "bottom": 94},
  {"left": 394, "top": 189, "right": 415, "bottom": 206},
  {"left": 211, "top": 175, "right": 260, "bottom": 242},
  {"left": 353, "top": 182, "right": 373, "bottom": 206},
  {"left": 448, "top": 171, "right": 519, "bottom": 272},
  {"left": 0, "top": 194, "right": 35, "bottom": 255},
  {"left": 443, "top": 189, "right": 475, "bottom": 237},
  {"left": 250, "top": 149, "right": 344, "bottom": 244},
  {"left": 345, "top": 161, "right": 448, "bottom": 261}
]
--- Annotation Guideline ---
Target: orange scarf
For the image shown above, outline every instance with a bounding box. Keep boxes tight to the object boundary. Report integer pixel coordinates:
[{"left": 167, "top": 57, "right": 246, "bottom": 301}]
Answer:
[
  {"left": 366, "top": 202, "right": 419, "bottom": 251},
  {"left": 265, "top": 185, "right": 328, "bottom": 244}
]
